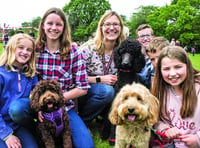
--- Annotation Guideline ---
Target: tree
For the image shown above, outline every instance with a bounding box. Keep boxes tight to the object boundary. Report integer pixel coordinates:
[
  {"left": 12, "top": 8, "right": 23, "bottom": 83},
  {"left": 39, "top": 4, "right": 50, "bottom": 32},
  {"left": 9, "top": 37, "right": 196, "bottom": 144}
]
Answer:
[
  {"left": 21, "top": 16, "right": 41, "bottom": 36},
  {"left": 63, "top": 0, "right": 111, "bottom": 41},
  {"left": 31, "top": 17, "right": 41, "bottom": 30},
  {"left": 147, "top": 0, "right": 200, "bottom": 49},
  {"left": 129, "top": 5, "right": 158, "bottom": 39}
]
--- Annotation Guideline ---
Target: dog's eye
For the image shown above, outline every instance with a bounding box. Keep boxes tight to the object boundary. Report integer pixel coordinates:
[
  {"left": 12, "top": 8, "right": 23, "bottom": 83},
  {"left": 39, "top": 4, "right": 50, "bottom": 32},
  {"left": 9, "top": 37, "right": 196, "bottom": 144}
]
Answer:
[
  {"left": 125, "top": 96, "right": 128, "bottom": 100},
  {"left": 137, "top": 97, "right": 142, "bottom": 101}
]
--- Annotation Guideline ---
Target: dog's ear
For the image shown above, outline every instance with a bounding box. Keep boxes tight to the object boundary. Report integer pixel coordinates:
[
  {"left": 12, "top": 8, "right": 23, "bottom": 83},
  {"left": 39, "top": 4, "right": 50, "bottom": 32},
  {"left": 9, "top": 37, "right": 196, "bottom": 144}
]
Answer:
[
  {"left": 109, "top": 93, "right": 123, "bottom": 125},
  {"left": 146, "top": 94, "right": 159, "bottom": 126},
  {"left": 30, "top": 83, "right": 41, "bottom": 112},
  {"left": 113, "top": 48, "right": 121, "bottom": 68},
  {"left": 132, "top": 41, "right": 146, "bottom": 73}
]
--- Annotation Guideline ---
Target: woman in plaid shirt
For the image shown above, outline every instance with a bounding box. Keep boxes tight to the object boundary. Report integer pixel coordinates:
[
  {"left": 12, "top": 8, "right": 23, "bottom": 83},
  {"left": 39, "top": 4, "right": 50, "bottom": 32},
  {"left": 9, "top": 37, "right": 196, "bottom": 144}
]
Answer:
[{"left": 35, "top": 7, "right": 94, "bottom": 148}]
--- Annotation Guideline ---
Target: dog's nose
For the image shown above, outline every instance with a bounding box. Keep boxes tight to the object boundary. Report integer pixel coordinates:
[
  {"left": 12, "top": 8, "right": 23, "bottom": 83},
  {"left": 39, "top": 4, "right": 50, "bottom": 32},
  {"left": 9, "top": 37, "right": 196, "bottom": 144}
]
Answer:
[
  {"left": 121, "top": 53, "right": 131, "bottom": 67},
  {"left": 128, "top": 107, "right": 134, "bottom": 113}
]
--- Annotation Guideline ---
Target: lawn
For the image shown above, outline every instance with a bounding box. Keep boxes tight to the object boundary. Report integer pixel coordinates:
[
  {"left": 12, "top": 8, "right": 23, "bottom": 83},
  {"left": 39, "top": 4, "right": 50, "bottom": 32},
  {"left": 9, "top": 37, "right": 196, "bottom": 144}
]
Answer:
[
  {"left": 188, "top": 53, "right": 200, "bottom": 70},
  {"left": 0, "top": 43, "right": 199, "bottom": 148},
  {"left": 0, "top": 43, "right": 2, "bottom": 55}
]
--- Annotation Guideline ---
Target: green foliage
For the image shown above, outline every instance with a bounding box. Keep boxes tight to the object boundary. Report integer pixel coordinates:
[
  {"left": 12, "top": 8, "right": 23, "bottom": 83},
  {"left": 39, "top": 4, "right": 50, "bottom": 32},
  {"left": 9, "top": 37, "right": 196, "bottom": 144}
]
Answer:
[
  {"left": 63, "top": 0, "right": 111, "bottom": 41},
  {"left": 17, "top": 0, "right": 200, "bottom": 50},
  {"left": 7, "top": 29, "right": 16, "bottom": 37},
  {"left": 89, "top": 119, "right": 114, "bottom": 148},
  {"left": 146, "top": 0, "right": 200, "bottom": 49},
  {"left": 0, "top": 43, "right": 2, "bottom": 55},
  {"left": 189, "top": 53, "right": 200, "bottom": 71},
  {"left": 129, "top": 5, "right": 158, "bottom": 39},
  {"left": 22, "top": 16, "right": 41, "bottom": 29},
  {"left": 21, "top": 16, "right": 41, "bottom": 37},
  {"left": 31, "top": 17, "right": 42, "bottom": 29}
]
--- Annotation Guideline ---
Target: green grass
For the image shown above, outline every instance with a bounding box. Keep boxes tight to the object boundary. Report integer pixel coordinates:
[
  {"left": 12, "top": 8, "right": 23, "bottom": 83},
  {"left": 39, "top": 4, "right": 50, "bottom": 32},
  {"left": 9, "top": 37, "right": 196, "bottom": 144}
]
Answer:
[
  {"left": 188, "top": 53, "right": 200, "bottom": 70},
  {"left": 0, "top": 43, "right": 199, "bottom": 147},
  {"left": 90, "top": 119, "right": 114, "bottom": 148},
  {"left": 0, "top": 43, "right": 3, "bottom": 55}
]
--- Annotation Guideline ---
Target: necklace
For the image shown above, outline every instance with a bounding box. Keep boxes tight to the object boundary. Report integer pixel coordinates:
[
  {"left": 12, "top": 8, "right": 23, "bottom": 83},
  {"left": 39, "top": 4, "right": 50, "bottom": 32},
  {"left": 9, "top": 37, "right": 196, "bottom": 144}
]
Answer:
[
  {"left": 102, "top": 51, "right": 113, "bottom": 75},
  {"left": 170, "top": 86, "right": 182, "bottom": 98}
]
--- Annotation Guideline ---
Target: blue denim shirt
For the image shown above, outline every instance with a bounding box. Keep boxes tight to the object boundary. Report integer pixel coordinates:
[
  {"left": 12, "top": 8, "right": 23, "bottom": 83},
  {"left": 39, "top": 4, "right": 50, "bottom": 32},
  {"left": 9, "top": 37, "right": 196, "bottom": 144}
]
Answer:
[{"left": 137, "top": 58, "right": 154, "bottom": 89}]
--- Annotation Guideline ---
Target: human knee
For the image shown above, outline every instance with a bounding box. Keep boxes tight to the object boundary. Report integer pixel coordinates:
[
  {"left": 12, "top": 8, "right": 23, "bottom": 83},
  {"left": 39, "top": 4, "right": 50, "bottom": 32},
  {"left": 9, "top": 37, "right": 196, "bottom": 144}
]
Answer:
[
  {"left": 103, "top": 85, "right": 115, "bottom": 99},
  {"left": 9, "top": 98, "right": 30, "bottom": 123},
  {"left": 89, "top": 84, "right": 115, "bottom": 104}
]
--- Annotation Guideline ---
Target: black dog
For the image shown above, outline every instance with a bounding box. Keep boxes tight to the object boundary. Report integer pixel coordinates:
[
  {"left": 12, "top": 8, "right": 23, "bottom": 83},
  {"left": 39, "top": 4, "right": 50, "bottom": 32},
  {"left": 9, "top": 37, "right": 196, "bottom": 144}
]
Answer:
[
  {"left": 101, "top": 38, "right": 145, "bottom": 143},
  {"left": 114, "top": 38, "right": 145, "bottom": 92}
]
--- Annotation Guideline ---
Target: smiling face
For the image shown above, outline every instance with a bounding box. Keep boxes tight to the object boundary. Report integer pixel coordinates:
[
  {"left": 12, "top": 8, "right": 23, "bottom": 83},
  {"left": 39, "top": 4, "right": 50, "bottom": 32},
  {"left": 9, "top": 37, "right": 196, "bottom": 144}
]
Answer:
[
  {"left": 39, "top": 90, "right": 60, "bottom": 112},
  {"left": 102, "top": 15, "right": 122, "bottom": 42},
  {"left": 161, "top": 57, "right": 187, "bottom": 89},
  {"left": 137, "top": 28, "right": 153, "bottom": 48},
  {"left": 109, "top": 83, "right": 159, "bottom": 126},
  {"left": 14, "top": 38, "right": 34, "bottom": 68},
  {"left": 42, "top": 13, "right": 64, "bottom": 41}
]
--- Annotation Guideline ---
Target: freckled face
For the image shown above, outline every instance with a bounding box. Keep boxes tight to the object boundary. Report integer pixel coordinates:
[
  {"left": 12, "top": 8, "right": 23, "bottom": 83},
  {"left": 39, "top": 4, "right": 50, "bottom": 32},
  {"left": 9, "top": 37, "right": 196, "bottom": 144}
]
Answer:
[
  {"left": 42, "top": 13, "right": 64, "bottom": 41},
  {"left": 161, "top": 57, "right": 187, "bottom": 88}
]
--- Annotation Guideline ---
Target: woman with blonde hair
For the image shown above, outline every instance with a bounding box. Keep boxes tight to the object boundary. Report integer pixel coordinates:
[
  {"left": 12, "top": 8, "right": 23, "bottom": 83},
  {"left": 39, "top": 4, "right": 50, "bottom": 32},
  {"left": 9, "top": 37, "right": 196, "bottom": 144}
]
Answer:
[{"left": 79, "top": 10, "right": 126, "bottom": 139}]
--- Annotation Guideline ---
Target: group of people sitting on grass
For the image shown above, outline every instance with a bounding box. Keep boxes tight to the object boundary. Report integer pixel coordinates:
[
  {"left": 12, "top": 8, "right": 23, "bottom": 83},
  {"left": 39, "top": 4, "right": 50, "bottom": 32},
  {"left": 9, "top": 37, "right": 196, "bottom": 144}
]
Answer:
[{"left": 0, "top": 7, "right": 200, "bottom": 148}]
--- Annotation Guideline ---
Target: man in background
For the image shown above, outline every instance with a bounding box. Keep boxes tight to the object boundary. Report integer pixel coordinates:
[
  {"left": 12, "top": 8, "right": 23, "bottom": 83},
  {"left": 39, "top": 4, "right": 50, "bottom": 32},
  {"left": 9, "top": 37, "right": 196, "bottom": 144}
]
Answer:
[{"left": 136, "top": 24, "right": 154, "bottom": 89}]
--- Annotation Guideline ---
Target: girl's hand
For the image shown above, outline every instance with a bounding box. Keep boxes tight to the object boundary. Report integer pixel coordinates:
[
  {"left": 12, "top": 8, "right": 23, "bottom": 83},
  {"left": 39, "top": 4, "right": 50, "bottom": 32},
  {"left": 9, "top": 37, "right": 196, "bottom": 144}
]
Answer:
[
  {"left": 164, "top": 127, "right": 182, "bottom": 139},
  {"left": 5, "top": 135, "right": 22, "bottom": 148},
  {"left": 38, "top": 111, "right": 44, "bottom": 122},
  {"left": 101, "top": 75, "right": 118, "bottom": 85},
  {"left": 180, "top": 134, "right": 198, "bottom": 148}
]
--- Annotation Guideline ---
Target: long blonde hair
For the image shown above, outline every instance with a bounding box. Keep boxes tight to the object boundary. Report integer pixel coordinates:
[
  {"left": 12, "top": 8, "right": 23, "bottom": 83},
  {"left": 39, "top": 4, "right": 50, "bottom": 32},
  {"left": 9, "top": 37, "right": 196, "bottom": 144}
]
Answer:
[
  {"left": 94, "top": 10, "right": 126, "bottom": 54},
  {"left": 36, "top": 7, "right": 71, "bottom": 60},
  {"left": 0, "top": 33, "right": 37, "bottom": 78}
]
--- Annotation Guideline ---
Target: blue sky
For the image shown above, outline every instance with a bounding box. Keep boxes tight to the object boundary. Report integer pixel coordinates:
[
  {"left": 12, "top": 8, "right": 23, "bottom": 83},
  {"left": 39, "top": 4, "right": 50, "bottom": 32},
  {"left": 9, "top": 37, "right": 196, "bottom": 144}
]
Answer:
[{"left": 0, "top": 0, "right": 171, "bottom": 27}]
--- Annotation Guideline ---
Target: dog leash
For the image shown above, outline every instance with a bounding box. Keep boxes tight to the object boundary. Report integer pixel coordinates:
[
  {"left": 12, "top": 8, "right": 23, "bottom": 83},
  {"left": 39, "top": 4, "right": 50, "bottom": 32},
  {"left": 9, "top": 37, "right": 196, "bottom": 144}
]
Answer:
[{"left": 145, "top": 126, "right": 182, "bottom": 148}]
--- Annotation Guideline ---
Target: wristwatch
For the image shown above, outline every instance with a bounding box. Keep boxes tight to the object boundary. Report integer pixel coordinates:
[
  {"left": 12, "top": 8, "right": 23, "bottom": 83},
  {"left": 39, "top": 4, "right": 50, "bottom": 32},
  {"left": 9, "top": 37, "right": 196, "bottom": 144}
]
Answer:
[{"left": 96, "top": 76, "right": 101, "bottom": 83}]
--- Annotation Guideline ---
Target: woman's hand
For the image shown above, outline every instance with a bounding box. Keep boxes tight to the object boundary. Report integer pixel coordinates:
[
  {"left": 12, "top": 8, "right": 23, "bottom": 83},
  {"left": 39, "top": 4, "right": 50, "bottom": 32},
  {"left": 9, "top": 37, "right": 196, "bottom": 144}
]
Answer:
[
  {"left": 180, "top": 134, "right": 198, "bottom": 148},
  {"left": 5, "top": 135, "right": 22, "bottom": 148},
  {"left": 101, "top": 75, "right": 118, "bottom": 85},
  {"left": 164, "top": 127, "right": 182, "bottom": 139}
]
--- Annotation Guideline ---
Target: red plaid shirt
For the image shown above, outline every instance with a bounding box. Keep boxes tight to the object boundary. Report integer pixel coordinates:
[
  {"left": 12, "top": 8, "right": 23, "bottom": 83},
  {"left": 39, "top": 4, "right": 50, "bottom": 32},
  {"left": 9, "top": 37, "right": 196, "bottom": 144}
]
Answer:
[{"left": 36, "top": 45, "right": 90, "bottom": 110}]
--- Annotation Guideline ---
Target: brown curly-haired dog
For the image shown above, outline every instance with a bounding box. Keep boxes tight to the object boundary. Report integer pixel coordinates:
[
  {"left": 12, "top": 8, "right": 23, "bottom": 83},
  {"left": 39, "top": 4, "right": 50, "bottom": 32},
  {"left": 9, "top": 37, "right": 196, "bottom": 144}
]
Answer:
[
  {"left": 30, "top": 79, "right": 72, "bottom": 148},
  {"left": 109, "top": 83, "right": 159, "bottom": 148}
]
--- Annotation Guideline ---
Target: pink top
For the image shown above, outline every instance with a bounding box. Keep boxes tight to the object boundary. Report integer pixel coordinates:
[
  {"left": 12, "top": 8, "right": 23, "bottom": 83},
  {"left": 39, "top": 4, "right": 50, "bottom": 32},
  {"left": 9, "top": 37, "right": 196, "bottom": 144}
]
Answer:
[{"left": 155, "top": 83, "right": 200, "bottom": 148}]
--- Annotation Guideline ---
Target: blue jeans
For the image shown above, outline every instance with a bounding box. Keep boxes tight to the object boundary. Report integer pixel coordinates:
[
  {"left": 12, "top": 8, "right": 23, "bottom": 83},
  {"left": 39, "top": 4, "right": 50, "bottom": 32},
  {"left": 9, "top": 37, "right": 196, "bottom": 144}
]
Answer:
[
  {"left": 9, "top": 98, "right": 35, "bottom": 126},
  {"left": 67, "top": 109, "right": 94, "bottom": 148},
  {"left": 0, "top": 127, "right": 38, "bottom": 148},
  {"left": 0, "top": 98, "right": 38, "bottom": 148},
  {"left": 78, "top": 83, "right": 115, "bottom": 122}
]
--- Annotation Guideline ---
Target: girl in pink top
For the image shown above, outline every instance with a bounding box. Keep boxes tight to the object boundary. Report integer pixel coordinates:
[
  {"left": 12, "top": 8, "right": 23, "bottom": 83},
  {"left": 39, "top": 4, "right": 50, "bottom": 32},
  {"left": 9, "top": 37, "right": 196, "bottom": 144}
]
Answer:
[{"left": 152, "top": 46, "right": 200, "bottom": 148}]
